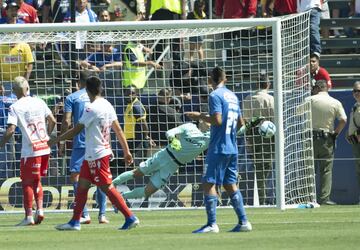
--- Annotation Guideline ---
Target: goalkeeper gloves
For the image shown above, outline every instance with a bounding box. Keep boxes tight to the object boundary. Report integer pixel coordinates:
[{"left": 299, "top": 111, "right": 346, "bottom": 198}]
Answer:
[
  {"left": 246, "top": 116, "right": 266, "bottom": 130},
  {"left": 169, "top": 137, "right": 182, "bottom": 151}
]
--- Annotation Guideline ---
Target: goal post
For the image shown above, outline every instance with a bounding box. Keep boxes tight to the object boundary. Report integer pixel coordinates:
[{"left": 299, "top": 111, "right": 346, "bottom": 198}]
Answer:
[{"left": 0, "top": 12, "right": 315, "bottom": 212}]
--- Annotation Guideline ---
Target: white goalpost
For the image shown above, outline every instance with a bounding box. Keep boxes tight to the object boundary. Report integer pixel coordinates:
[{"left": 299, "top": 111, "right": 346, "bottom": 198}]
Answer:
[{"left": 0, "top": 12, "right": 315, "bottom": 213}]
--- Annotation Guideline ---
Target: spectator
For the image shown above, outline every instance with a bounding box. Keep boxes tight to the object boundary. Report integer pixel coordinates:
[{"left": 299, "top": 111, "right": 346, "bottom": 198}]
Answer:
[
  {"left": 122, "top": 41, "right": 161, "bottom": 89},
  {"left": 242, "top": 73, "right": 275, "bottom": 205},
  {"left": 308, "top": 80, "right": 347, "bottom": 205},
  {"left": 108, "top": 0, "right": 145, "bottom": 21},
  {"left": 264, "top": 0, "right": 297, "bottom": 17},
  {"left": 149, "top": 88, "right": 182, "bottom": 146},
  {"left": 0, "top": 41, "right": 34, "bottom": 94},
  {"left": 123, "top": 87, "right": 155, "bottom": 166},
  {"left": 187, "top": 0, "right": 206, "bottom": 61},
  {"left": 146, "top": 0, "right": 187, "bottom": 62},
  {"left": 297, "top": 0, "right": 322, "bottom": 56},
  {"left": 216, "top": 0, "right": 257, "bottom": 18},
  {"left": 80, "top": 41, "right": 122, "bottom": 97},
  {"left": 346, "top": 81, "right": 360, "bottom": 204},
  {"left": 98, "top": 9, "right": 111, "bottom": 22},
  {"left": 63, "top": 0, "right": 98, "bottom": 23},
  {"left": 170, "top": 61, "right": 208, "bottom": 98},
  {"left": 42, "top": 0, "right": 69, "bottom": 23},
  {"left": 0, "top": 1, "right": 24, "bottom": 24},
  {"left": 310, "top": 53, "right": 332, "bottom": 89},
  {"left": 12, "top": 0, "right": 39, "bottom": 23}
]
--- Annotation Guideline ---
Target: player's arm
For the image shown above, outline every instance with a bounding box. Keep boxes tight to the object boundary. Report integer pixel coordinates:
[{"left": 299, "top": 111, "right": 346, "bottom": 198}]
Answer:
[
  {"left": 46, "top": 113, "right": 57, "bottom": 136},
  {"left": 166, "top": 125, "right": 184, "bottom": 151},
  {"left": 185, "top": 112, "right": 222, "bottom": 126},
  {"left": 48, "top": 123, "right": 84, "bottom": 147},
  {"left": 0, "top": 124, "right": 16, "bottom": 148},
  {"left": 25, "top": 63, "right": 33, "bottom": 80},
  {"left": 112, "top": 119, "right": 133, "bottom": 166}
]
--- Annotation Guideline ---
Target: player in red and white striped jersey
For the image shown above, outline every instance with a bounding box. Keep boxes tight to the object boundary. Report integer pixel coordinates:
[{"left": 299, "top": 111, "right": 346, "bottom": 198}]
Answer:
[
  {"left": 0, "top": 76, "right": 56, "bottom": 226},
  {"left": 49, "top": 76, "right": 138, "bottom": 231}
]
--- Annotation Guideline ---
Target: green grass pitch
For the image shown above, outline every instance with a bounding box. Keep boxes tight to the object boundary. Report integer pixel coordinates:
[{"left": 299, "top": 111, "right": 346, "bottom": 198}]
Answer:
[{"left": 0, "top": 206, "right": 359, "bottom": 250}]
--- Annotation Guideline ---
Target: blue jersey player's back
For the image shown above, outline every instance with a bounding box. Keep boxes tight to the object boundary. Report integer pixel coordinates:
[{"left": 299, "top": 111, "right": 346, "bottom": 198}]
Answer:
[
  {"left": 64, "top": 88, "right": 90, "bottom": 148},
  {"left": 208, "top": 86, "right": 240, "bottom": 155}
]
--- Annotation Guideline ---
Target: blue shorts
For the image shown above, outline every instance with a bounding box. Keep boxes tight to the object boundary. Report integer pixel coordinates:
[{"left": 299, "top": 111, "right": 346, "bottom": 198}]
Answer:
[
  {"left": 202, "top": 153, "right": 238, "bottom": 185},
  {"left": 139, "top": 148, "right": 179, "bottom": 189},
  {"left": 70, "top": 148, "right": 85, "bottom": 173}
]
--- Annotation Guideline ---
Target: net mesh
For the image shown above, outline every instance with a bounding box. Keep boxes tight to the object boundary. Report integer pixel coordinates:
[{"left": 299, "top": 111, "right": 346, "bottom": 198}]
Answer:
[{"left": 0, "top": 13, "right": 315, "bottom": 212}]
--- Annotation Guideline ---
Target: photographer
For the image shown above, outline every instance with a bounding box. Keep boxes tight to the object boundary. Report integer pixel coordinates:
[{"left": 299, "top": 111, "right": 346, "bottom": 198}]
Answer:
[{"left": 346, "top": 81, "right": 360, "bottom": 203}]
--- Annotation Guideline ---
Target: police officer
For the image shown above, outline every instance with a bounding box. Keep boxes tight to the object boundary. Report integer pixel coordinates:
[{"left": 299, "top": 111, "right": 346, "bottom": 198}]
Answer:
[
  {"left": 309, "top": 80, "right": 347, "bottom": 205},
  {"left": 346, "top": 81, "right": 360, "bottom": 203},
  {"left": 242, "top": 73, "right": 275, "bottom": 205}
]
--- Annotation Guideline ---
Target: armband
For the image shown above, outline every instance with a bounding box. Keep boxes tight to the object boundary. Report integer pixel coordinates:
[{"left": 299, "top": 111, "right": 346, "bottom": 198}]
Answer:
[{"left": 59, "top": 141, "right": 65, "bottom": 145}]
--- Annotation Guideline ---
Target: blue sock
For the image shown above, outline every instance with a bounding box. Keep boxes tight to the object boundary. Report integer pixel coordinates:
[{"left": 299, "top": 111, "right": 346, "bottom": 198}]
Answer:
[
  {"left": 73, "top": 182, "right": 88, "bottom": 217},
  {"left": 204, "top": 195, "right": 217, "bottom": 226},
  {"left": 96, "top": 188, "right": 107, "bottom": 216},
  {"left": 230, "top": 190, "right": 247, "bottom": 224},
  {"left": 69, "top": 219, "right": 80, "bottom": 226}
]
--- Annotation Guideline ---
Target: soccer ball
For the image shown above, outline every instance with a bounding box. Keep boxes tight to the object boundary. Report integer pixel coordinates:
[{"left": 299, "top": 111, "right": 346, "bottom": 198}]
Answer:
[{"left": 258, "top": 120, "right": 276, "bottom": 138}]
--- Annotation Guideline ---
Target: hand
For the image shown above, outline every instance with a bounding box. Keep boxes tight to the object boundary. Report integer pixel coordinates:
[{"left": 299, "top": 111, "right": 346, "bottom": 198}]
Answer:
[
  {"left": 149, "top": 138, "right": 156, "bottom": 147},
  {"left": 185, "top": 112, "right": 201, "bottom": 121},
  {"left": 169, "top": 137, "right": 182, "bottom": 151},
  {"left": 151, "top": 61, "right": 162, "bottom": 69},
  {"left": 123, "top": 152, "right": 133, "bottom": 166},
  {"left": 47, "top": 138, "right": 58, "bottom": 147}
]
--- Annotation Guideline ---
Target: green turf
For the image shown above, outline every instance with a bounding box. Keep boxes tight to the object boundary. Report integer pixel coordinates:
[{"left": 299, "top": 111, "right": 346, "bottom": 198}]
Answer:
[{"left": 0, "top": 206, "right": 359, "bottom": 250}]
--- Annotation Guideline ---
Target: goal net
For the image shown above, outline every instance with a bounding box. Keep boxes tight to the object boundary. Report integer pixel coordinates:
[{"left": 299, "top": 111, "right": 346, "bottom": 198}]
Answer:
[{"left": 0, "top": 12, "right": 315, "bottom": 212}]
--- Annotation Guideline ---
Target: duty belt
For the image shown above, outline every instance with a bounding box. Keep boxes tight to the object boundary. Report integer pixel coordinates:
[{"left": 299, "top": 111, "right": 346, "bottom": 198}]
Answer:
[
  {"left": 166, "top": 147, "right": 184, "bottom": 166},
  {"left": 312, "top": 130, "right": 333, "bottom": 139}
]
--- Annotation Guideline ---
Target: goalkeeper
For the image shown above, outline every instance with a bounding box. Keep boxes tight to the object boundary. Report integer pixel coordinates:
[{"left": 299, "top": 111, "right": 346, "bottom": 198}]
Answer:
[{"left": 112, "top": 117, "right": 264, "bottom": 200}]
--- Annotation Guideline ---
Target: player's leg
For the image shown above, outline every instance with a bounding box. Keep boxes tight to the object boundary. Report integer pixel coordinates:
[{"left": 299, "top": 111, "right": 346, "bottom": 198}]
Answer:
[
  {"left": 96, "top": 187, "right": 109, "bottom": 223},
  {"left": 122, "top": 178, "right": 159, "bottom": 200},
  {"left": 70, "top": 148, "right": 90, "bottom": 223},
  {"left": 55, "top": 160, "right": 92, "bottom": 231},
  {"left": 223, "top": 154, "right": 251, "bottom": 232},
  {"left": 17, "top": 157, "right": 37, "bottom": 226},
  {"left": 33, "top": 154, "right": 50, "bottom": 224},
  {"left": 192, "top": 153, "right": 220, "bottom": 234},
  {"left": 112, "top": 168, "right": 144, "bottom": 186},
  {"left": 95, "top": 155, "right": 139, "bottom": 230}
]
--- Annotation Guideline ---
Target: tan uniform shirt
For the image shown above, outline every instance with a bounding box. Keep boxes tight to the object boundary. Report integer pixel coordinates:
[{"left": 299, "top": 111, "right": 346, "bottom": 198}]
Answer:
[
  {"left": 348, "top": 102, "right": 360, "bottom": 136},
  {"left": 242, "top": 89, "right": 274, "bottom": 121},
  {"left": 307, "top": 92, "right": 347, "bottom": 132}
]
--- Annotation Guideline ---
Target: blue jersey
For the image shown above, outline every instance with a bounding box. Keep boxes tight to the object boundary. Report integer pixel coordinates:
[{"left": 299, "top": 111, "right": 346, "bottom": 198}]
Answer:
[
  {"left": 208, "top": 86, "right": 241, "bottom": 155},
  {"left": 64, "top": 88, "right": 89, "bottom": 148}
]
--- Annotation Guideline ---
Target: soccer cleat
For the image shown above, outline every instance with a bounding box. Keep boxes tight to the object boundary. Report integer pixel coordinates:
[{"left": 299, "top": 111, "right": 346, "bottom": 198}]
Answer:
[
  {"left": 192, "top": 224, "right": 219, "bottom": 234},
  {"left": 119, "top": 215, "right": 139, "bottom": 230},
  {"left": 34, "top": 210, "right": 44, "bottom": 225},
  {"left": 229, "top": 221, "right": 252, "bottom": 232},
  {"left": 55, "top": 222, "right": 81, "bottom": 231},
  {"left": 98, "top": 215, "right": 109, "bottom": 224},
  {"left": 16, "top": 216, "right": 35, "bottom": 226},
  {"left": 80, "top": 215, "right": 91, "bottom": 224}
]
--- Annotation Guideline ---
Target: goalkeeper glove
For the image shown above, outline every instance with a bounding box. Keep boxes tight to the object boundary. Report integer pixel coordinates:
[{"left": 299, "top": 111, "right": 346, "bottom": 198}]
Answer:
[
  {"left": 169, "top": 137, "right": 182, "bottom": 151},
  {"left": 246, "top": 116, "right": 266, "bottom": 130}
]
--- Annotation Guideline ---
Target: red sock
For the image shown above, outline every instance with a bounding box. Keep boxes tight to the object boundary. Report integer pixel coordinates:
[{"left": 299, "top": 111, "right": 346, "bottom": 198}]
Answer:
[
  {"left": 107, "top": 187, "right": 133, "bottom": 218},
  {"left": 72, "top": 186, "right": 88, "bottom": 221},
  {"left": 22, "top": 182, "right": 33, "bottom": 216},
  {"left": 33, "top": 179, "right": 43, "bottom": 210}
]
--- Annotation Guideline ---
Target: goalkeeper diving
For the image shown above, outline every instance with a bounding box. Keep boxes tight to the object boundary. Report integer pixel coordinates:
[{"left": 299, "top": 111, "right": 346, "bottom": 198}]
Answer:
[{"left": 112, "top": 117, "right": 264, "bottom": 200}]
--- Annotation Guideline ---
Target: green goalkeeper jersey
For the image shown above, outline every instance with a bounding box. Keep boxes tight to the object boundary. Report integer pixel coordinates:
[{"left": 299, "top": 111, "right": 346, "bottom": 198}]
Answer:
[{"left": 166, "top": 123, "right": 210, "bottom": 164}]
